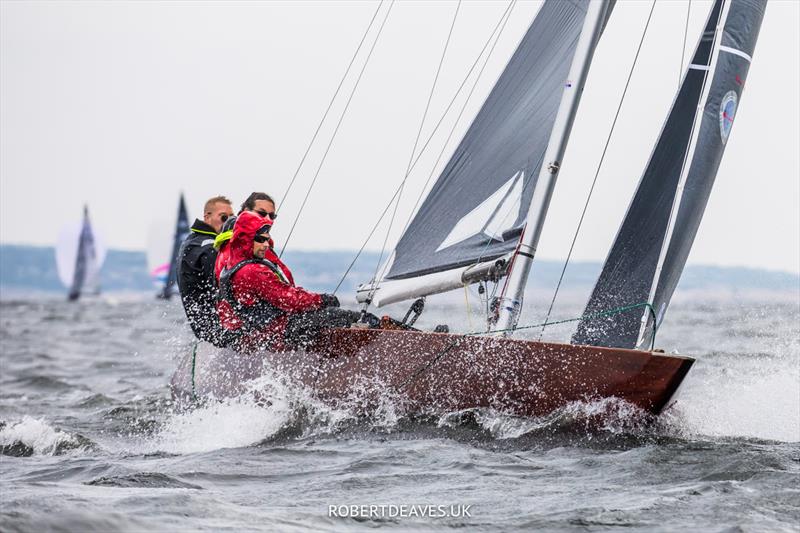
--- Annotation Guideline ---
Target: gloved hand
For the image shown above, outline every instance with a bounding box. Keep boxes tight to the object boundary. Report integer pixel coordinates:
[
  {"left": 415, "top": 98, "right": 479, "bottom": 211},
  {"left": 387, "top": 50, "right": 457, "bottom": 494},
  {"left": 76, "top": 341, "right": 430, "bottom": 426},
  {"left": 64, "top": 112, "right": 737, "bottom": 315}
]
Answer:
[{"left": 320, "top": 294, "right": 340, "bottom": 308}]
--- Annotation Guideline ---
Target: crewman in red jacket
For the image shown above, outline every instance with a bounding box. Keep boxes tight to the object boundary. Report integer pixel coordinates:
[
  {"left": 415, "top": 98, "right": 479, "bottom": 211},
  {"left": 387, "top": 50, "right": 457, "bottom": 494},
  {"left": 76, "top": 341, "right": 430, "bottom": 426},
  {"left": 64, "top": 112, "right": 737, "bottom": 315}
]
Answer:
[
  {"left": 214, "top": 192, "right": 291, "bottom": 283},
  {"left": 217, "top": 211, "right": 359, "bottom": 352}
]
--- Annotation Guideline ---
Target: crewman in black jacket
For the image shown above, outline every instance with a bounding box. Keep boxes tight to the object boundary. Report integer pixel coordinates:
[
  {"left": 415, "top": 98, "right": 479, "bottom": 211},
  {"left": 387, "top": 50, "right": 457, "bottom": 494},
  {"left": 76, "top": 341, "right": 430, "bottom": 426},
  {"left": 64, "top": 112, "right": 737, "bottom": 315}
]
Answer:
[{"left": 177, "top": 195, "right": 235, "bottom": 347}]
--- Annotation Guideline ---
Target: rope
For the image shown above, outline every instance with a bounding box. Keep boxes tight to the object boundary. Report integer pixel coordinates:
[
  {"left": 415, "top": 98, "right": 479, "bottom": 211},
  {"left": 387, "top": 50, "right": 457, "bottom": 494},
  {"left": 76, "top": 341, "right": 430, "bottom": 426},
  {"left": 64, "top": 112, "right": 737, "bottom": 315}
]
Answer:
[
  {"left": 331, "top": 0, "right": 516, "bottom": 295},
  {"left": 368, "top": 0, "right": 462, "bottom": 302},
  {"left": 538, "top": 0, "right": 657, "bottom": 339},
  {"left": 190, "top": 340, "right": 198, "bottom": 402},
  {"left": 280, "top": 1, "right": 395, "bottom": 257},
  {"left": 399, "top": 302, "right": 658, "bottom": 389},
  {"left": 463, "top": 283, "right": 474, "bottom": 331},
  {"left": 278, "top": 1, "right": 385, "bottom": 215}
]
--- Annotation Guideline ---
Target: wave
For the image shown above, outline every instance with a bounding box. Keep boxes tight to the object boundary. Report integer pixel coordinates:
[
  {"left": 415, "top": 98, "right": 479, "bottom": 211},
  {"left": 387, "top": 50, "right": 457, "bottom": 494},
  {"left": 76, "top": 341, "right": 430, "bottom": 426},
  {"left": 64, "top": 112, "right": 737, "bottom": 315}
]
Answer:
[
  {"left": 0, "top": 416, "right": 95, "bottom": 456},
  {"left": 85, "top": 472, "right": 202, "bottom": 489},
  {"left": 144, "top": 368, "right": 418, "bottom": 455}
]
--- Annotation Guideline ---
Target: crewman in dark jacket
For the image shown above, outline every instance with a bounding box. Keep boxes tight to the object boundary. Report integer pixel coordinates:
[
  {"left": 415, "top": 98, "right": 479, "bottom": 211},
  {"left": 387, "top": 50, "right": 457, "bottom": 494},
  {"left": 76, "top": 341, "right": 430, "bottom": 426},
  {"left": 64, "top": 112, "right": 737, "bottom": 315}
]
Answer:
[{"left": 177, "top": 195, "right": 235, "bottom": 347}]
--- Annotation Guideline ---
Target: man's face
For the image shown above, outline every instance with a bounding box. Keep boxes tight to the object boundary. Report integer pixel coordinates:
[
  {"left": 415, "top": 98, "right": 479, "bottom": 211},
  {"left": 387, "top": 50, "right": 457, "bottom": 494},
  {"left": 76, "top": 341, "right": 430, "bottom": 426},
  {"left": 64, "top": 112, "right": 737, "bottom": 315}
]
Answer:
[
  {"left": 253, "top": 232, "right": 269, "bottom": 259},
  {"left": 249, "top": 200, "right": 276, "bottom": 220},
  {"left": 205, "top": 202, "right": 234, "bottom": 233}
]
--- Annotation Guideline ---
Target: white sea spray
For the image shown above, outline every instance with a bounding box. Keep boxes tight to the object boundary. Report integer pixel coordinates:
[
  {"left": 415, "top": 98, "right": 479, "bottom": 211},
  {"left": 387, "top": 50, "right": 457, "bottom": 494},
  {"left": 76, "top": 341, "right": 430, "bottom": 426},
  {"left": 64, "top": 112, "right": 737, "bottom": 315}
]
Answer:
[{"left": 0, "top": 416, "right": 85, "bottom": 456}]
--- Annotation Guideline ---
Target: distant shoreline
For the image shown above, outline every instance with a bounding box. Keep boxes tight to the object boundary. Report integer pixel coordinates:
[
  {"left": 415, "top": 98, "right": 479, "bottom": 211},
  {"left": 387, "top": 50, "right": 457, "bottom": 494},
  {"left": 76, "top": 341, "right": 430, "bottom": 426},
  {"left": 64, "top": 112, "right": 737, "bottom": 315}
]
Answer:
[{"left": 1, "top": 243, "right": 798, "bottom": 295}]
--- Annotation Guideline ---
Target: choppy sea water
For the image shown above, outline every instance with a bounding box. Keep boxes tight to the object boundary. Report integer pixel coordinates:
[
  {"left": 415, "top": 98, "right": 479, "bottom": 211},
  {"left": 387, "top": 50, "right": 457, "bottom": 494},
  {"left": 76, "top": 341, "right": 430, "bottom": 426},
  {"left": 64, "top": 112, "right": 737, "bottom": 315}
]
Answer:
[{"left": 1, "top": 290, "right": 798, "bottom": 532}]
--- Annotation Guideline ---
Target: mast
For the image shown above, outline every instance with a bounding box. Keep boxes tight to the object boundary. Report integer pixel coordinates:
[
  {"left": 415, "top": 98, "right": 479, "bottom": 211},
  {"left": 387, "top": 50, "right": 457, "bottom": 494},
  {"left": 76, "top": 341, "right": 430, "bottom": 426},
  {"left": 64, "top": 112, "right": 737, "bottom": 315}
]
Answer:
[{"left": 492, "top": 0, "right": 611, "bottom": 333}]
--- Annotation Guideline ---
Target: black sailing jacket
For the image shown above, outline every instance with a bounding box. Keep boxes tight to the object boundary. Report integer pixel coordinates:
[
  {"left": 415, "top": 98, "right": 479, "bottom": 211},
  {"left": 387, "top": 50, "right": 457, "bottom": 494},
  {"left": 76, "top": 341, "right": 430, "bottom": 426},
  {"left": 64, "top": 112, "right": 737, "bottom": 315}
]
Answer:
[{"left": 177, "top": 219, "right": 232, "bottom": 346}]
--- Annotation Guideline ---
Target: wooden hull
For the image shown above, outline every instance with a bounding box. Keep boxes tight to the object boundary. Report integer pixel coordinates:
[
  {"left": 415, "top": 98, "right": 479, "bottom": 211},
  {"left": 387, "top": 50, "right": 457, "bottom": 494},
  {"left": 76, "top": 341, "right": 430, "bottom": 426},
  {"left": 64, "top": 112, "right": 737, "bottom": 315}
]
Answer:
[{"left": 171, "top": 328, "right": 694, "bottom": 417}]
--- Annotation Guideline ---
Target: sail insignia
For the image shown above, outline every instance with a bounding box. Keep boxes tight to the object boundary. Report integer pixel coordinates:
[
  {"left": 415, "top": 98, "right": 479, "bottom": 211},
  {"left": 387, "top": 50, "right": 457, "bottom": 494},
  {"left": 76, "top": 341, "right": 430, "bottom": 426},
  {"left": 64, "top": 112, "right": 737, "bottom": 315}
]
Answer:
[{"left": 719, "top": 90, "right": 737, "bottom": 143}]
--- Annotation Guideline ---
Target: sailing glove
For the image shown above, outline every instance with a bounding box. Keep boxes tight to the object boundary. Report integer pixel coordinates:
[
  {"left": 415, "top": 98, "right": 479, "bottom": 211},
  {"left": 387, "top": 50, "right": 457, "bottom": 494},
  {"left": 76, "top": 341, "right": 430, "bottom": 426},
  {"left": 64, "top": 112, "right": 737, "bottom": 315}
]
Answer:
[{"left": 320, "top": 294, "right": 340, "bottom": 308}]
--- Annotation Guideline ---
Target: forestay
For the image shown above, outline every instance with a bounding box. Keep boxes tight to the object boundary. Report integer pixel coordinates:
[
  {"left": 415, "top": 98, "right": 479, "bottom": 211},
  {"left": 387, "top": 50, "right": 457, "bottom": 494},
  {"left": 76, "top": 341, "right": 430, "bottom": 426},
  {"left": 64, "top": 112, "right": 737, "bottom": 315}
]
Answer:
[
  {"left": 573, "top": 0, "right": 766, "bottom": 349},
  {"left": 359, "top": 0, "right": 596, "bottom": 306}
]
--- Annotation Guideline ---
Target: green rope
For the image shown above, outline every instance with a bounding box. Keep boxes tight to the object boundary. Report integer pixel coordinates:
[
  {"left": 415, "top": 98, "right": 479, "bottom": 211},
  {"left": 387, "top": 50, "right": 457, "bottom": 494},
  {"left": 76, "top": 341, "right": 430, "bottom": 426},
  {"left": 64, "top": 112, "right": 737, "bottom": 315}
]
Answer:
[
  {"left": 399, "top": 302, "right": 658, "bottom": 389},
  {"left": 190, "top": 341, "right": 198, "bottom": 402},
  {"left": 499, "top": 302, "right": 658, "bottom": 350}
]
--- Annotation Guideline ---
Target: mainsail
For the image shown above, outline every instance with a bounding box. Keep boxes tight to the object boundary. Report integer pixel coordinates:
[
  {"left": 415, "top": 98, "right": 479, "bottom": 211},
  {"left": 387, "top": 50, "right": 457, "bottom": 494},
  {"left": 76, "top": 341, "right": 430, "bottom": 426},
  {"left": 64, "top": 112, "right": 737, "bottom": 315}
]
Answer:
[
  {"left": 573, "top": 0, "right": 766, "bottom": 349},
  {"left": 359, "top": 0, "right": 602, "bottom": 306},
  {"left": 55, "top": 205, "right": 104, "bottom": 301},
  {"left": 158, "top": 194, "right": 190, "bottom": 299}
]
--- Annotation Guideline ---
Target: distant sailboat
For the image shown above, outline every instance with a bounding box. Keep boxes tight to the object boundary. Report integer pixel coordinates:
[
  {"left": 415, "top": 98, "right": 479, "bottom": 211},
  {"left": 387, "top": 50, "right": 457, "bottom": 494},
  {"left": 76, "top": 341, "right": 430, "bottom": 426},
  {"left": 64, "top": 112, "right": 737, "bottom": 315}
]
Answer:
[
  {"left": 55, "top": 205, "right": 106, "bottom": 301},
  {"left": 149, "top": 193, "right": 190, "bottom": 300}
]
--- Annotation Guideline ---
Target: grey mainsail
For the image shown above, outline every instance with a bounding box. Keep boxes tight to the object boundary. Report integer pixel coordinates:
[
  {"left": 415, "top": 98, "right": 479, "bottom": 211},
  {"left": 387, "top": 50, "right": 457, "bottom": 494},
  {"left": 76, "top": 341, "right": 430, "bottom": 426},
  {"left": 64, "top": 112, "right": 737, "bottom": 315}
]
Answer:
[
  {"left": 160, "top": 193, "right": 190, "bottom": 299},
  {"left": 68, "top": 205, "right": 99, "bottom": 301},
  {"left": 573, "top": 0, "right": 766, "bottom": 349},
  {"left": 384, "top": 0, "right": 595, "bottom": 283}
]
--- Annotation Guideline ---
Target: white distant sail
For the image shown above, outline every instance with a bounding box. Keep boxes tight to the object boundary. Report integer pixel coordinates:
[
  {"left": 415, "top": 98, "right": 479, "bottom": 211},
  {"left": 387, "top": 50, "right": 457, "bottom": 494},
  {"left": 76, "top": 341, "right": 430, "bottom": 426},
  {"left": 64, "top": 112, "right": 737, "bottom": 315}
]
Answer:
[{"left": 55, "top": 205, "right": 106, "bottom": 300}]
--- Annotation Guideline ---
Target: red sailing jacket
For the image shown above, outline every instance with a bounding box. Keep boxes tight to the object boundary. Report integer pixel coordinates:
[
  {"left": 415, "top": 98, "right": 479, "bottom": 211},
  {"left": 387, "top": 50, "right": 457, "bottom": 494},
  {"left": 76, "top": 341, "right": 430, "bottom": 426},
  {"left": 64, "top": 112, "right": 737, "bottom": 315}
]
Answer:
[
  {"left": 214, "top": 230, "right": 295, "bottom": 286},
  {"left": 216, "top": 211, "right": 323, "bottom": 350}
]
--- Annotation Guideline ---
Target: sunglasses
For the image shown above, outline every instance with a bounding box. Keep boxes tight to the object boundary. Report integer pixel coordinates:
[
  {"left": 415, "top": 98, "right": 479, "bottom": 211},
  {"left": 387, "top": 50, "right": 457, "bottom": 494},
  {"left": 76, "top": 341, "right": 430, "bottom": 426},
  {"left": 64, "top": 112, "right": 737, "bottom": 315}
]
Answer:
[
  {"left": 254, "top": 209, "right": 277, "bottom": 220},
  {"left": 254, "top": 233, "right": 270, "bottom": 244}
]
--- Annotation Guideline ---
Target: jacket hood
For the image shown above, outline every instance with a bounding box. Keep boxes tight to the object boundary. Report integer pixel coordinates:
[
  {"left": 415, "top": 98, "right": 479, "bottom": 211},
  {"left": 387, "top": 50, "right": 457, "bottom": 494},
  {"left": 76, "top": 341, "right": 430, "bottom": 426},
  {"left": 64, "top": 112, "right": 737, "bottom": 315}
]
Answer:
[{"left": 228, "top": 211, "right": 272, "bottom": 266}]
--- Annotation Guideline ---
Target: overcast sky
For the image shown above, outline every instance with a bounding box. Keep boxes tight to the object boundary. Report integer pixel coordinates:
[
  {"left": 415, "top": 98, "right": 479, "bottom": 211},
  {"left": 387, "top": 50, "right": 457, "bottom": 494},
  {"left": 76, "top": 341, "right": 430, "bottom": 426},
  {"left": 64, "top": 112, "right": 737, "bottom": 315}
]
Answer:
[{"left": 2, "top": 0, "right": 798, "bottom": 274}]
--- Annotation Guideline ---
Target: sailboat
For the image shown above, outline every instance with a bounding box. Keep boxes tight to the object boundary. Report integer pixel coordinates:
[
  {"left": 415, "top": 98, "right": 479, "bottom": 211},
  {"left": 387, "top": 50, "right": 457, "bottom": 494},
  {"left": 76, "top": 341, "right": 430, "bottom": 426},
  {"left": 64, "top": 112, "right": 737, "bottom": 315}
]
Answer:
[
  {"left": 171, "top": 0, "right": 766, "bottom": 417},
  {"left": 55, "top": 205, "right": 106, "bottom": 301},
  {"left": 148, "top": 193, "right": 190, "bottom": 300}
]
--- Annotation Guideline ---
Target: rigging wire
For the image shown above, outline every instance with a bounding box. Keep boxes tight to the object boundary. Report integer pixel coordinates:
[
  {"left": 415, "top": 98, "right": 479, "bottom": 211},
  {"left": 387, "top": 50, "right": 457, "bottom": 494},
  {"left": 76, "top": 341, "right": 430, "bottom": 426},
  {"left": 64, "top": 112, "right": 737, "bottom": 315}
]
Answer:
[
  {"left": 399, "top": 0, "right": 517, "bottom": 241},
  {"left": 538, "top": 0, "right": 658, "bottom": 340},
  {"left": 366, "top": 0, "right": 517, "bottom": 306},
  {"left": 331, "top": 0, "right": 516, "bottom": 295},
  {"left": 679, "top": 0, "right": 692, "bottom": 89},
  {"left": 280, "top": 1, "right": 396, "bottom": 257},
  {"left": 367, "top": 0, "right": 462, "bottom": 303},
  {"left": 277, "top": 1, "right": 385, "bottom": 216}
]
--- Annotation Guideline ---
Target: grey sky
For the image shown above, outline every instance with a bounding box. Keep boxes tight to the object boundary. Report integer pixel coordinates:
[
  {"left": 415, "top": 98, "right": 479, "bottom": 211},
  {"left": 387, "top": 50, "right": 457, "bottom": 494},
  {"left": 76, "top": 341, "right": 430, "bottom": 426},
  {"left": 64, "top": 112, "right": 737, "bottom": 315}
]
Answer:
[{"left": 1, "top": 0, "right": 798, "bottom": 275}]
